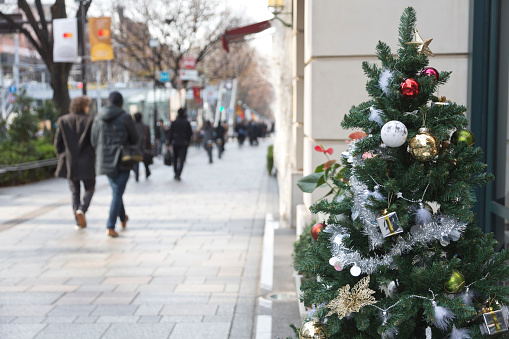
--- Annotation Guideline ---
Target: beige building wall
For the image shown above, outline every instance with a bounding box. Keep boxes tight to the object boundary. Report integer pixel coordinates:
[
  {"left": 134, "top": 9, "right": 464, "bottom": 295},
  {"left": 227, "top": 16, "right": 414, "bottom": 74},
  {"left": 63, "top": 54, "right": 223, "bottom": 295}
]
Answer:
[{"left": 273, "top": 0, "right": 471, "bottom": 228}]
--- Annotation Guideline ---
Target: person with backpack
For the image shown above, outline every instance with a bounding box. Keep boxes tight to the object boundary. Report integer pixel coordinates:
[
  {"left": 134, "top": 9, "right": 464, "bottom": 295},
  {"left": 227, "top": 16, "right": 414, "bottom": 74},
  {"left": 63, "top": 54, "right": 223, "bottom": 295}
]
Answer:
[{"left": 91, "top": 91, "right": 138, "bottom": 238}]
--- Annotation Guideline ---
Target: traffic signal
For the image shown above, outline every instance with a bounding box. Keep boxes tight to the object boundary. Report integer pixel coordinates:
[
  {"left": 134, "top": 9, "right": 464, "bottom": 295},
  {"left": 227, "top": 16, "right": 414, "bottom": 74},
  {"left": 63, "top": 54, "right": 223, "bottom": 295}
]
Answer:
[{"left": 220, "top": 106, "right": 224, "bottom": 112}]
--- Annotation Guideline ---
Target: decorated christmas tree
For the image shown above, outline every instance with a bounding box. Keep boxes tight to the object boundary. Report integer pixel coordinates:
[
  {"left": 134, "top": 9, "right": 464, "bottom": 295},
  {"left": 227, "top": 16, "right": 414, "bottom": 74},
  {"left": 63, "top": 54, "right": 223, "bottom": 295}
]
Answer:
[{"left": 292, "top": 7, "right": 509, "bottom": 339}]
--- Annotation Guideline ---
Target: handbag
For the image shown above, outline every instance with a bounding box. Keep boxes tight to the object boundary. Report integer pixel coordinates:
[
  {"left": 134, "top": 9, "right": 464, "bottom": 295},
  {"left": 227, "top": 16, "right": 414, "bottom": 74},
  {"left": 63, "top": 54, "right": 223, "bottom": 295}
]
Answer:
[
  {"left": 164, "top": 150, "right": 173, "bottom": 166},
  {"left": 120, "top": 145, "right": 143, "bottom": 165}
]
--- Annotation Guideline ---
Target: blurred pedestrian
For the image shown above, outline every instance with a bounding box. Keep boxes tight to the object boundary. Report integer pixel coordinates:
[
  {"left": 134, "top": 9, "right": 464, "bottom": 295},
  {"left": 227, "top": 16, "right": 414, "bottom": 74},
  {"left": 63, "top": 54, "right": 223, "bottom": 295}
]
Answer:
[
  {"left": 91, "top": 91, "right": 139, "bottom": 238},
  {"left": 215, "top": 121, "right": 225, "bottom": 159},
  {"left": 235, "top": 121, "right": 246, "bottom": 148},
  {"left": 167, "top": 107, "right": 192, "bottom": 181},
  {"left": 155, "top": 119, "right": 165, "bottom": 155},
  {"left": 54, "top": 96, "right": 95, "bottom": 230},
  {"left": 202, "top": 120, "right": 216, "bottom": 164},
  {"left": 133, "top": 112, "right": 152, "bottom": 182},
  {"left": 248, "top": 120, "right": 259, "bottom": 146}
]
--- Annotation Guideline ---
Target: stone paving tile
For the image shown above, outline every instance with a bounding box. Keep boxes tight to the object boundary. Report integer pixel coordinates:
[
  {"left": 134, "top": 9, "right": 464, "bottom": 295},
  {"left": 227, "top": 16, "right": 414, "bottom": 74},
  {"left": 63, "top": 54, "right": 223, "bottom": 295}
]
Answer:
[
  {"left": 0, "top": 305, "right": 54, "bottom": 317},
  {"left": 54, "top": 292, "right": 100, "bottom": 305},
  {"left": 35, "top": 323, "right": 109, "bottom": 339},
  {"left": 11, "top": 316, "right": 45, "bottom": 323},
  {"left": 43, "top": 316, "right": 77, "bottom": 323},
  {"left": 102, "top": 277, "right": 151, "bottom": 285},
  {"left": 96, "top": 316, "right": 140, "bottom": 323},
  {"left": 27, "top": 285, "right": 79, "bottom": 292},
  {"left": 91, "top": 305, "right": 137, "bottom": 316},
  {"left": 0, "top": 292, "right": 63, "bottom": 305},
  {"left": 0, "top": 324, "right": 46, "bottom": 338},
  {"left": 73, "top": 316, "right": 100, "bottom": 323},
  {"left": 132, "top": 292, "right": 210, "bottom": 304},
  {"left": 92, "top": 292, "right": 138, "bottom": 305},
  {"left": 160, "top": 304, "right": 217, "bottom": 316},
  {"left": 134, "top": 304, "right": 163, "bottom": 316},
  {"left": 0, "top": 316, "right": 13, "bottom": 324},
  {"left": 169, "top": 322, "right": 230, "bottom": 339},
  {"left": 102, "top": 323, "right": 173, "bottom": 339},
  {"left": 174, "top": 283, "right": 224, "bottom": 293},
  {"left": 137, "top": 315, "right": 162, "bottom": 323},
  {"left": 48, "top": 305, "right": 96, "bottom": 316}
]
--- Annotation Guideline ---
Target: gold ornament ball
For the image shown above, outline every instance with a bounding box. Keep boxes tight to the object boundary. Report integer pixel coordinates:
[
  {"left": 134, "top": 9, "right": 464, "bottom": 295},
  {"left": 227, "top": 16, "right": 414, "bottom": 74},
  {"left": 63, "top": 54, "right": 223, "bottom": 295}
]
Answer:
[
  {"left": 409, "top": 127, "right": 440, "bottom": 161},
  {"left": 299, "top": 319, "right": 328, "bottom": 339},
  {"left": 451, "top": 129, "right": 475, "bottom": 146},
  {"left": 444, "top": 270, "right": 465, "bottom": 293}
]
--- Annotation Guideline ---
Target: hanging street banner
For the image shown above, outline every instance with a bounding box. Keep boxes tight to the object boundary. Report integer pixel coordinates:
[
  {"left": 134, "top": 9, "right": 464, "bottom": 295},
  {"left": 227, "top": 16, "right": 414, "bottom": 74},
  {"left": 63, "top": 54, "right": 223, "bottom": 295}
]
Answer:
[
  {"left": 53, "top": 18, "right": 78, "bottom": 63},
  {"left": 89, "top": 17, "right": 114, "bottom": 61},
  {"left": 179, "top": 69, "right": 199, "bottom": 81}
]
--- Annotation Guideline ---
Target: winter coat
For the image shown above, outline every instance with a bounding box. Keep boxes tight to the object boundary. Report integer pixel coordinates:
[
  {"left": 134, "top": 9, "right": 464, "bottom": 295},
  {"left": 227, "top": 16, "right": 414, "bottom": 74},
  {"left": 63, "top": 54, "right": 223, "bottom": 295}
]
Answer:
[
  {"left": 202, "top": 126, "right": 216, "bottom": 144},
  {"left": 168, "top": 117, "right": 193, "bottom": 146},
  {"left": 135, "top": 122, "right": 151, "bottom": 152},
  {"left": 54, "top": 111, "right": 95, "bottom": 180},
  {"left": 215, "top": 125, "right": 225, "bottom": 140},
  {"left": 90, "top": 106, "right": 139, "bottom": 176}
]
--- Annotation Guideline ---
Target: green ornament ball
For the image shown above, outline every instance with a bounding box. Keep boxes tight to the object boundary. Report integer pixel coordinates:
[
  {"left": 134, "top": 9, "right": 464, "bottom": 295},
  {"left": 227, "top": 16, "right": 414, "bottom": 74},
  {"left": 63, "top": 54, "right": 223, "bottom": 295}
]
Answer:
[
  {"left": 451, "top": 129, "right": 475, "bottom": 146},
  {"left": 444, "top": 270, "right": 465, "bottom": 293}
]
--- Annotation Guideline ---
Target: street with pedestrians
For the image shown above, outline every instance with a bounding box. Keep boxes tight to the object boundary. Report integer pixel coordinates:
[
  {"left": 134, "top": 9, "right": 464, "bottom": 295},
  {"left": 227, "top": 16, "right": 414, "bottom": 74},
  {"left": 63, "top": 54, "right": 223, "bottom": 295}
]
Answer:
[{"left": 0, "top": 141, "right": 299, "bottom": 339}]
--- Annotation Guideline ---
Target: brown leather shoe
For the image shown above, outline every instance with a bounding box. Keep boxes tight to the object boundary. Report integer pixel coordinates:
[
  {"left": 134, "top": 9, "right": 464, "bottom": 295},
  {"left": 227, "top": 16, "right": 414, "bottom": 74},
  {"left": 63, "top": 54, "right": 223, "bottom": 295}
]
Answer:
[
  {"left": 121, "top": 215, "right": 129, "bottom": 229},
  {"left": 106, "top": 229, "right": 119, "bottom": 238},
  {"left": 76, "top": 210, "right": 87, "bottom": 228}
]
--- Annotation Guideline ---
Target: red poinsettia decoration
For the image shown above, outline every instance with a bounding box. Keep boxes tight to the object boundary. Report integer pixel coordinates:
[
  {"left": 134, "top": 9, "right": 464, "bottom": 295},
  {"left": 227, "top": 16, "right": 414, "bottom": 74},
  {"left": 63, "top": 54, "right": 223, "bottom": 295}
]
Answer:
[{"left": 314, "top": 145, "right": 333, "bottom": 155}]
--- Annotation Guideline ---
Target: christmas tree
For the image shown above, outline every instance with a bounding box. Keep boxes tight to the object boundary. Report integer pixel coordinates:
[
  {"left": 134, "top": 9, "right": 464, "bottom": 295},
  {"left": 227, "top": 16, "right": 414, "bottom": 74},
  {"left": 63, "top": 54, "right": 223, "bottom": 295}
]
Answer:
[{"left": 293, "top": 7, "right": 509, "bottom": 339}]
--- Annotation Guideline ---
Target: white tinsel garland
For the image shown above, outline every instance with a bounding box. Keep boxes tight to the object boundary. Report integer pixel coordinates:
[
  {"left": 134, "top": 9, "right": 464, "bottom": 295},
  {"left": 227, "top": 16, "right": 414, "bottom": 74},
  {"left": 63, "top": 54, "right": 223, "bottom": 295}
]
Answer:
[{"left": 379, "top": 69, "right": 394, "bottom": 95}]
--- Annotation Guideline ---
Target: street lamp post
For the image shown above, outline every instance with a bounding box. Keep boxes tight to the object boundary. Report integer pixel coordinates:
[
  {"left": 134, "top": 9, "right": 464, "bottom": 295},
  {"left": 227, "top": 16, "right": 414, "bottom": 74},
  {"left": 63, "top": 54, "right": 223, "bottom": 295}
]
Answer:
[
  {"left": 77, "top": 0, "right": 89, "bottom": 95},
  {"left": 149, "top": 38, "right": 159, "bottom": 133}
]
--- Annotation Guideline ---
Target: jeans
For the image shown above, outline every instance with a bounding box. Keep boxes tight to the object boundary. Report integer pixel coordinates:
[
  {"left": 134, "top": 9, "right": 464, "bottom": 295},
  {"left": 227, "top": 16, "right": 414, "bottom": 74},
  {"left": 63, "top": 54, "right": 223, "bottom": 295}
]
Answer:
[
  {"left": 106, "top": 170, "right": 130, "bottom": 230},
  {"left": 68, "top": 178, "right": 95, "bottom": 222},
  {"left": 133, "top": 161, "right": 151, "bottom": 181},
  {"left": 172, "top": 145, "right": 188, "bottom": 178}
]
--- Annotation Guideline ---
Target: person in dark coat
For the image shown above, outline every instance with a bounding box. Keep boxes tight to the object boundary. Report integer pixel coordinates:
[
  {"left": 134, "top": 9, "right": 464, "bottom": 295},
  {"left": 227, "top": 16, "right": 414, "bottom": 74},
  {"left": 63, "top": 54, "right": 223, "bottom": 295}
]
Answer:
[
  {"left": 133, "top": 112, "right": 152, "bottom": 181},
  {"left": 167, "top": 107, "right": 192, "bottom": 180},
  {"left": 202, "top": 120, "right": 216, "bottom": 164},
  {"left": 91, "top": 91, "right": 139, "bottom": 238},
  {"left": 54, "top": 96, "right": 95, "bottom": 230},
  {"left": 215, "top": 121, "right": 225, "bottom": 159},
  {"left": 154, "top": 119, "right": 165, "bottom": 156}
]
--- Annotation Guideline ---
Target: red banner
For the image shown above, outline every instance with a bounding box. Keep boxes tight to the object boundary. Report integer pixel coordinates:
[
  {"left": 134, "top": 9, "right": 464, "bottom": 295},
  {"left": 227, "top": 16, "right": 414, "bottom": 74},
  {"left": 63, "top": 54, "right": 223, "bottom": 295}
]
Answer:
[
  {"left": 222, "top": 20, "right": 272, "bottom": 52},
  {"left": 192, "top": 87, "right": 202, "bottom": 104}
]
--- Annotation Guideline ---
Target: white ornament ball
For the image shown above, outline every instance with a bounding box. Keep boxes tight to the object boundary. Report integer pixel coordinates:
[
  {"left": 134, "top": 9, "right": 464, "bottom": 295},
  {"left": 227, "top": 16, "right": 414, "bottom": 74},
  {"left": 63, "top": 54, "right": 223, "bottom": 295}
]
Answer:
[
  {"left": 381, "top": 120, "right": 408, "bottom": 147},
  {"left": 350, "top": 265, "right": 361, "bottom": 277}
]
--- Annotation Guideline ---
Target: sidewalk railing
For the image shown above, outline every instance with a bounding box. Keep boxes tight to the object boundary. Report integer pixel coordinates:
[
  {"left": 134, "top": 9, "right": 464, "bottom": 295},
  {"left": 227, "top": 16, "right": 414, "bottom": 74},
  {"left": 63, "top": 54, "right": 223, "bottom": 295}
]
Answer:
[{"left": 0, "top": 158, "right": 57, "bottom": 174}]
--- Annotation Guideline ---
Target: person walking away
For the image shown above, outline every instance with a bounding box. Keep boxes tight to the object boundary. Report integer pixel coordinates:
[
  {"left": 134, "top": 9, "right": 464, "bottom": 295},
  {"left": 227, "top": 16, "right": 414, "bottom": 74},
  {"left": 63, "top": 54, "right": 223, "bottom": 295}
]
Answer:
[
  {"left": 154, "top": 119, "right": 165, "bottom": 156},
  {"left": 235, "top": 121, "right": 246, "bottom": 148},
  {"left": 167, "top": 107, "right": 192, "bottom": 181},
  {"left": 54, "top": 96, "right": 95, "bottom": 230},
  {"left": 202, "top": 120, "right": 216, "bottom": 163},
  {"left": 248, "top": 120, "right": 259, "bottom": 146},
  {"left": 91, "top": 91, "right": 139, "bottom": 238},
  {"left": 215, "top": 121, "right": 225, "bottom": 159},
  {"left": 133, "top": 112, "right": 152, "bottom": 181}
]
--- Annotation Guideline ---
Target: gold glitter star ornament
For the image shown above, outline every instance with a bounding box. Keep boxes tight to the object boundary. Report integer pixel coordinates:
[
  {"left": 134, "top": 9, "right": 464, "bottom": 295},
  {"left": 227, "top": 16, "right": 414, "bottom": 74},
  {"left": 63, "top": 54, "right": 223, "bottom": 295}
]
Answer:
[
  {"left": 406, "top": 29, "right": 434, "bottom": 56},
  {"left": 326, "top": 276, "right": 377, "bottom": 319}
]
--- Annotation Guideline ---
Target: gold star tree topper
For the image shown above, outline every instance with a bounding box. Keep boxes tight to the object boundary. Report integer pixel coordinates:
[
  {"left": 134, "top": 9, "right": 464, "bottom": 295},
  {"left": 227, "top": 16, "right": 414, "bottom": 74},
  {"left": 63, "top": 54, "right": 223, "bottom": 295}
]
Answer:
[
  {"left": 326, "top": 276, "right": 377, "bottom": 319},
  {"left": 406, "top": 29, "right": 434, "bottom": 57}
]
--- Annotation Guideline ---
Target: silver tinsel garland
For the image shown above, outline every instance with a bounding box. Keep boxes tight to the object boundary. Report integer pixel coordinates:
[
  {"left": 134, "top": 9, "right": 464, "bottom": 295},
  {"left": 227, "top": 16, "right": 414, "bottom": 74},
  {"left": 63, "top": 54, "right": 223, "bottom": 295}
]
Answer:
[{"left": 330, "top": 142, "right": 468, "bottom": 275}]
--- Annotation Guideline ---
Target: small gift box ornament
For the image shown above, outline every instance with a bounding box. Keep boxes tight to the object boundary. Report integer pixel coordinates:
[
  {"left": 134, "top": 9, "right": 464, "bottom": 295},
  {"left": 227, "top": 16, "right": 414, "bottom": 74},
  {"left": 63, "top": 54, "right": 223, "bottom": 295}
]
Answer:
[
  {"left": 376, "top": 210, "right": 403, "bottom": 238},
  {"left": 479, "top": 307, "right": 509, "bottom": 335},
  {"left": 431, "top": 96, "right": 451, "bottom": 108}
]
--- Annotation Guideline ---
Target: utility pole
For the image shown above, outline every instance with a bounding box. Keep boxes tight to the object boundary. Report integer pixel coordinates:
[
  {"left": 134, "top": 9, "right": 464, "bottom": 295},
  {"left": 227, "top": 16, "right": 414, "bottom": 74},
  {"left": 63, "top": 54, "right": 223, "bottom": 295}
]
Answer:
[
  {"left": 78, "top": 0, "right": 88, "bottom": 95},
  {"left": 149, "top": 38, "right": 159, "bottom": 132}
]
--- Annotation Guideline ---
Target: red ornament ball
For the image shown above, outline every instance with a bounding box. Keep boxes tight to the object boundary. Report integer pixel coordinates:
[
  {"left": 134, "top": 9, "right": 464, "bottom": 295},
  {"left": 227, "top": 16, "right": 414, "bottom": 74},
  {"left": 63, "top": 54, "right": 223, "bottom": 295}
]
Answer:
[
  {"left": 311, "top": 223, "right": 325, "bottom": 240},
  {"left": 400, "top": 78, "right": 420, "bottom": 98},
  {"left": 420, "top": 67, "right": 439, "bottom": 81}
]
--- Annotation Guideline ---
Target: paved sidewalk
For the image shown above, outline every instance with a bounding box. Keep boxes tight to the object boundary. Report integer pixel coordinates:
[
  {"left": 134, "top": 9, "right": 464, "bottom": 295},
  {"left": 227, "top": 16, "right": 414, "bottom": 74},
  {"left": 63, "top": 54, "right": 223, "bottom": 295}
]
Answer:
[{"left": 0, "top": 140, "right": 279, "bottom": 339}]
